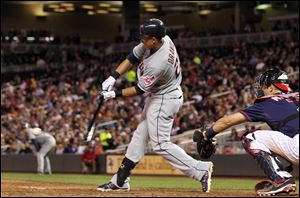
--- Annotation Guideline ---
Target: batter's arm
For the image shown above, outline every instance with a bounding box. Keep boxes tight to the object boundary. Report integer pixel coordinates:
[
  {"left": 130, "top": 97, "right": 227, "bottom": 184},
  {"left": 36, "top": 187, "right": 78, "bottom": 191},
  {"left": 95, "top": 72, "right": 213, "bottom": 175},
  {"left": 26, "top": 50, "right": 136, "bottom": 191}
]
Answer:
[
  {"left": 115, "top": 59, "right": 133, "bottom": 76},
  {"left": 116, "top": 85, "right": 145, "bottom": 97}
]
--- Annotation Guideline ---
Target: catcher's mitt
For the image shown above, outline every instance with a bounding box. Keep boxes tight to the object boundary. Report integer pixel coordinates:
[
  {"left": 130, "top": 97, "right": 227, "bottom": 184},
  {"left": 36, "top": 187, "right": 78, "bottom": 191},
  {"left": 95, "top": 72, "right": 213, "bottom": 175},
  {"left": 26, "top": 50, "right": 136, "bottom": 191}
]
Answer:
[{"left": 193, "top": 129, "right": 216, "bottom": 159}]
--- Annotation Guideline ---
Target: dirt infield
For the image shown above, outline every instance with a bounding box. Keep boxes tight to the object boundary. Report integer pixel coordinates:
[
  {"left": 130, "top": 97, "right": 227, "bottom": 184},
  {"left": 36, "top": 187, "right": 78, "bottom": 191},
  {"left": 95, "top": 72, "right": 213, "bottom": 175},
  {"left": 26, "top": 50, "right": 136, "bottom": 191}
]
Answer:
[
  {"left": 0, "top": 179, "right": 254, "bottom": 197},
  {"left": 1, "top": 179, "right": 298, "bottom": 197}
]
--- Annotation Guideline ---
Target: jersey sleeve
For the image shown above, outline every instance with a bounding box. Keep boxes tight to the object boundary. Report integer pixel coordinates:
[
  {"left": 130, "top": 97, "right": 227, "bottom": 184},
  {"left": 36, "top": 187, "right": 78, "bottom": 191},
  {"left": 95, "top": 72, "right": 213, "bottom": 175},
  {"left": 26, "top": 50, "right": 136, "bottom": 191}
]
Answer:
[
  {"left": 240, "top": 103, "right": 265, "bottom": 122},
  {"left": 132, "top": 43, "right": 146, "bottom": 60},
  {"left": 137, "top": 67, "right": 165, "bottom": 92}
]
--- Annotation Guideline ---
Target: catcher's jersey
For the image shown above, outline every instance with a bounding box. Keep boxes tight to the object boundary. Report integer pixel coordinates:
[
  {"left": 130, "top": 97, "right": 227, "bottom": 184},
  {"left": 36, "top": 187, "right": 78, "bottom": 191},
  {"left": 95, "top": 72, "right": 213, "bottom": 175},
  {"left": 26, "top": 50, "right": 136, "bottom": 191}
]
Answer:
[
  {"left": 132, "top": 35, "right": 182, "bottom": 95},
  {"left": 240, "top": 92, "right": 299, "bottom": 138}
]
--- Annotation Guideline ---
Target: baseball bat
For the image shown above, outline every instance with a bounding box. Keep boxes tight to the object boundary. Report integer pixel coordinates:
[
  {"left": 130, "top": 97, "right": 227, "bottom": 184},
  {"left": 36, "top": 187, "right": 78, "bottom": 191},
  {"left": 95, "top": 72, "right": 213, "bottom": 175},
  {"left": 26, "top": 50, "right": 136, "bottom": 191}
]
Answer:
[{"left": 85, "top": 95, "right": 104, "bottom": 142}]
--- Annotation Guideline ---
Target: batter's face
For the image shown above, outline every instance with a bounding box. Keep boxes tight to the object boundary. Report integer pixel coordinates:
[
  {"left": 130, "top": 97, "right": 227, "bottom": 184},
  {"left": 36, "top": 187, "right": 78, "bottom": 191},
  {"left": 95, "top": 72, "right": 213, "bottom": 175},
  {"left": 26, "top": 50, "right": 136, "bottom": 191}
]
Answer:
[{"left": 140, "top": 36, "right": 157, "bottom": 49}]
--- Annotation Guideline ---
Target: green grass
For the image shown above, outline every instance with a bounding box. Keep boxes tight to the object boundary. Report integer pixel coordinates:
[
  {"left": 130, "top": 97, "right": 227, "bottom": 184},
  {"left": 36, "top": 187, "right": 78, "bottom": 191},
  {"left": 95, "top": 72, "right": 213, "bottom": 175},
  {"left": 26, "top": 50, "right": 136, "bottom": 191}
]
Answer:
[{"left": 1, "top": 172, "right": 299, "bottom": 191}]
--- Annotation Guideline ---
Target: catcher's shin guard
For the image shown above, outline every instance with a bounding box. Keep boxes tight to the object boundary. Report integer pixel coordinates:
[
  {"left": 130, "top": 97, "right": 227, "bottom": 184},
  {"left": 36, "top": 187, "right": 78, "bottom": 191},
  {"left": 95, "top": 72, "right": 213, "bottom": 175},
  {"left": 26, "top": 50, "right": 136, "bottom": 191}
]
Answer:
[
  {"left": 241, "top": 136, "right": 283, "bottom": 182},
  {"left": 270, "top": 151, "right": 293, "bottom": 173},
  {"left": 116, "top": 157, "right": 137, "bottom": 187},
  {"left": 256, "top": 152, "right": 283, "bottom": 182}
]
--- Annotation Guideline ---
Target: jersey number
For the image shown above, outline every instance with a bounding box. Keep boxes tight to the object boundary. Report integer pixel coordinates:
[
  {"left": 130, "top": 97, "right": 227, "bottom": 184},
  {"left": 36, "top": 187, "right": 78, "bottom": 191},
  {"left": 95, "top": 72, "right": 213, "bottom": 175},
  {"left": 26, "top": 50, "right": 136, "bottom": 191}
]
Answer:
[{"left": 174, "top": 57, "right": 181, "bottom": 78}]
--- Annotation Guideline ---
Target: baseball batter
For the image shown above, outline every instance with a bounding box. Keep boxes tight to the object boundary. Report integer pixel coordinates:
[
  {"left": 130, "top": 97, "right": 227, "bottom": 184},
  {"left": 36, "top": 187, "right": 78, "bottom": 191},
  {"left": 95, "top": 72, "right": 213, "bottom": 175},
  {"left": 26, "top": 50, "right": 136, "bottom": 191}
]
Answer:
[
  {"left": 97, "top": 18, "right": 213, "bottom": 192},
  {"left": 24, "top": 123, "right": 56, "bottom": 174}
]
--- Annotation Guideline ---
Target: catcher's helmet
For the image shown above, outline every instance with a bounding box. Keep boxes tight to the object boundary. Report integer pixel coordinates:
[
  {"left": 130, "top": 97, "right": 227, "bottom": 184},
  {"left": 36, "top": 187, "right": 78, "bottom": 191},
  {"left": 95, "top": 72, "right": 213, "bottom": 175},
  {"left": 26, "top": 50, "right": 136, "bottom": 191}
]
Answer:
[
  {"left": 254, "top": 68, "right": 292, "bottom": 98},
  {"left": 138, "top": 18, "right": 166, "bottom": 40}
]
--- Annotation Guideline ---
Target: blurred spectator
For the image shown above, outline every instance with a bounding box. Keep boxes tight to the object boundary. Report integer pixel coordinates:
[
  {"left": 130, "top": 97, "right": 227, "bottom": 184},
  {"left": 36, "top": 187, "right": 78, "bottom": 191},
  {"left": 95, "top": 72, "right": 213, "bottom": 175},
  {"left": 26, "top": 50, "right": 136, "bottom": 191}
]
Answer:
[
  {"left": 223, "top": 144, "right": 234, "bottom": 155},
  {"left": 18, "top": 143, "right": 32, "bottom": 154},
  {"left": 99, "top": 129, "right": 114, "bottom": 151},
  {"left": 1, "top": 25, "right": 298, "bottom": 154},
  {"left": 125, "top": 69, "right": 137, "bottom": 86},
  {"left": 228, "top": 128, "right": 240, "bottom": 141},
  {"left": 94, "top": 137, "right": 104, "bottom": 155},
  {"left": 81, "top": 145, "right": 96, "bottom": 174}
]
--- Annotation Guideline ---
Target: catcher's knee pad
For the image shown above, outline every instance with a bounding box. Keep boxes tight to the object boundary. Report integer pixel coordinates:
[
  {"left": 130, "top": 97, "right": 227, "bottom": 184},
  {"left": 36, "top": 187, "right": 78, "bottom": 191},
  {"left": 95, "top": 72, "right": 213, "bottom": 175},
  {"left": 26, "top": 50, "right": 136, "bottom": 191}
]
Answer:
[
  {"left": 241, "top": 132, "right": 257, "bottom": 157},
  {"left": 117, "top": 157, "right": 137, "bottom": 187},
  {"left": 256, "top": 151, "right": 283, "bottom": 182}
]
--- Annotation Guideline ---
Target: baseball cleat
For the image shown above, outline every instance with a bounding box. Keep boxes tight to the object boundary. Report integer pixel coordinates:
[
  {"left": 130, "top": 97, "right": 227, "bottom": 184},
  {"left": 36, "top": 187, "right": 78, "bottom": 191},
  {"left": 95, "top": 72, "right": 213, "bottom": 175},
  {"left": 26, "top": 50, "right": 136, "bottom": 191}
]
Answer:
[
  {"left": 97, "top": 182, "right": 130, "bottom": 192},
  {"left": 255, "top": 180, "right": 273, "bottom": 192},
  {"left": 256, "top": 177, "right": 296, "bottom": 196},
  {"left": 200, "top": 162, "right": 214, "bottom": 193}
]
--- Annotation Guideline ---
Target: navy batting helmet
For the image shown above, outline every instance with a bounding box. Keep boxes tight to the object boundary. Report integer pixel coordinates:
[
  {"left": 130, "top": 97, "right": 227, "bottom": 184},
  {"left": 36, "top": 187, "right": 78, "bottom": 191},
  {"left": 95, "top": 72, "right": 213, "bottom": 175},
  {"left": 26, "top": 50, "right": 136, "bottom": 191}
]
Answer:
[
  {"left": 254, "top": 68, "right": 292, "bottom": 98},
  {"left": 138, "top": 18, "right": 166, "bottom": 40}
]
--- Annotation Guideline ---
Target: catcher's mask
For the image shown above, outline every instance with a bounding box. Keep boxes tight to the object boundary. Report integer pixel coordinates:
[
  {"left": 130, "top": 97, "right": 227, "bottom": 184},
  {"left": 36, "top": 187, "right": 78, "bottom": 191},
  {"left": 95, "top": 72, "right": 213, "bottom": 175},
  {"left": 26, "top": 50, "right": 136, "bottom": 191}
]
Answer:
[{"left": 254, "top": 68, "right": 292, "bottom": 98}]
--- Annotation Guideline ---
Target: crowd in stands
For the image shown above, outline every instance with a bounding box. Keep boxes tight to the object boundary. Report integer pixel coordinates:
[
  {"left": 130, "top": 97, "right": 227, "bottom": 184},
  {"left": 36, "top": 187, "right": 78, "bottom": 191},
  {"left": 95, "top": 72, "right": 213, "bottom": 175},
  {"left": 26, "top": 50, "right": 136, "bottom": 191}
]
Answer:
[
  {"left": 114, "top": 19, "right": 299, "bottom": 43},
  {"left": 1, "top": 29, "right": 81, "bottom": 45},
  {"left": 1, "top": 24, "right": 299, "bottom": 156}
]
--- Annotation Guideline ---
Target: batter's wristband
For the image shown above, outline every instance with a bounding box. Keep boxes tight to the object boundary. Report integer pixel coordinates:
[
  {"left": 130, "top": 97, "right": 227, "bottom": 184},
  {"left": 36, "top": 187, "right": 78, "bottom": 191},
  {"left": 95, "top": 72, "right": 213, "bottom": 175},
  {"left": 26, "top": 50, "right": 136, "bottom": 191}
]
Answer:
[
  {"left": 111, "top": 71, "right": 121, "bottom": 79},
  {"left": 115, "top": 90, "right": 123, "bottom": 97},
  {"left": 206, "top": 127, "right": 217, "bottom": 139}
]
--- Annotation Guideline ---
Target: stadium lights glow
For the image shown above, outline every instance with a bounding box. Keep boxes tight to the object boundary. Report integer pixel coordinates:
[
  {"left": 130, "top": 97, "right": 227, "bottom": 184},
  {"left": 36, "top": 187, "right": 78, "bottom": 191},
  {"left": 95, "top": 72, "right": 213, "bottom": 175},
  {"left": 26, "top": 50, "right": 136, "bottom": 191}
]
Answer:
[
  {"left": 88, "top": 11, "right": 95, "bottom": 15},
  {"left": 144, "top": 4, "right": 155, "bottom": 8},
  {"left": 61, "top": 3, "right": 74, "bottom": 7},
  {"left": 27, "top": 37, "right": 35, "bottom": 41},
  {"left": 99, "top": 3, "right": 111, "bottom": 7},
  {"left": 97, "top": 10, "right": 109, "bottom": 14},
  {"left": 65, "top": 7, "right": 75, "bottom": 11},
  {"left": 48, "top": 4, "right": 60, "bottom": 9},
  {"left": 146, "top": 8, "right": 158, "bottom": 12},
  {"left": 82, "top": 5, "right": 95, "bottom": 10},
  {"left": 13, "top": 36, "right": 19, "bottom": 41},
  {"left": 54, "top": 8, "right": 66, "bottom": 13},
  {"left": 108, "top": 8, "right": 120, "bottom": 12},
  {"left": 35, "top": 3, "right": 48, "bottom": 17},
  {"left": 256, "top": 4, "right": 271, "bottom": 10},
  {"left": 199, "top": 9, "right": 211, "bottom": 15}
]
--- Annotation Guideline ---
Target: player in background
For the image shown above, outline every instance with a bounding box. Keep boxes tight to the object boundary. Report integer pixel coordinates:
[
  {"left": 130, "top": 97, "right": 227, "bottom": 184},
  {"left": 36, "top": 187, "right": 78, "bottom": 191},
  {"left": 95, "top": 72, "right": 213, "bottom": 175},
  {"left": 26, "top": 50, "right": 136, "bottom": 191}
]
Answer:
[
  {"left": 194, "top": 68, "right": 298, "bottom": 196},
  {"left": 23, "top": 123, "right": 56, "bottom": 175},
  {"left": 97, "top": 18, "right": 213, "bottom": 192}
]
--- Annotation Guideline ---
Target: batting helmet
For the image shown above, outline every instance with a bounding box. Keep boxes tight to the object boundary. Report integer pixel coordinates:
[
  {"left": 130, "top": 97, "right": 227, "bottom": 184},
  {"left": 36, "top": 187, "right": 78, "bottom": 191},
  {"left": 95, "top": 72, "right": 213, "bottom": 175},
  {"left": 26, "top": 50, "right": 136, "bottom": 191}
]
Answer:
[
  {"left": 138, "top": 18, "right": 166, "bottom": 40},
  {"left": 254, "top": 67, "right": 292, "bottom": 98}
]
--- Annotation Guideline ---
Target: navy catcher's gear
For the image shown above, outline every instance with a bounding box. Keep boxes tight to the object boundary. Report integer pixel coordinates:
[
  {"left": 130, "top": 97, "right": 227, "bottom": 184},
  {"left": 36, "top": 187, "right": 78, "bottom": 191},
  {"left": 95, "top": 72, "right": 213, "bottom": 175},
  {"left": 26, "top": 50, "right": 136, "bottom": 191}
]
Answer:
[
  {"left": 254, "top": 68, "right": 292, "bottom": 98},
  {"left": 241, "top": 134, "right": 283, "bottom": 182},
  {"left": 271, "top": 151, "right": 293, "bottom": 173},
  {"left": 256, "top": 151, "right": 284, "bottom": 182}
]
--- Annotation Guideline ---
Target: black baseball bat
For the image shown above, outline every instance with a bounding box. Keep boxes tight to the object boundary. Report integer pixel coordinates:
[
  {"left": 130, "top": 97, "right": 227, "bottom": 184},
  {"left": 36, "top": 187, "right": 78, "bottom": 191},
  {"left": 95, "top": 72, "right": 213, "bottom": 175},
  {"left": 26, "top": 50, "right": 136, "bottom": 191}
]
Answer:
[{"left": 85, "top": 95, "right": 104, "bottom": 142}]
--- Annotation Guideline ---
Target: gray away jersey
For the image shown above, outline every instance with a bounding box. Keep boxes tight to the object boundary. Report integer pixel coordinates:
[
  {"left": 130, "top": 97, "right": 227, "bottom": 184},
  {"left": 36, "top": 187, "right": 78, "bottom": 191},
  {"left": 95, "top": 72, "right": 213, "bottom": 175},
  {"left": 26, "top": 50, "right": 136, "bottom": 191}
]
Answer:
[
  {"left": 27, "top": 128, "right": 52, "bottom": 144},
  {"left": 133, "top": 35, "right": 182, "bottom": 95}
]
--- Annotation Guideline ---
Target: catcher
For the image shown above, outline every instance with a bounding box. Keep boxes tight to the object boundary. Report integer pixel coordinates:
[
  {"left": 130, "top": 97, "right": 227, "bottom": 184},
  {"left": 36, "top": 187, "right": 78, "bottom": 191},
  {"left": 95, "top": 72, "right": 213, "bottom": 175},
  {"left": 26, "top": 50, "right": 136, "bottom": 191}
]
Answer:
[{"left": 193, "top": 68, "right": 298, "bottom": 196}]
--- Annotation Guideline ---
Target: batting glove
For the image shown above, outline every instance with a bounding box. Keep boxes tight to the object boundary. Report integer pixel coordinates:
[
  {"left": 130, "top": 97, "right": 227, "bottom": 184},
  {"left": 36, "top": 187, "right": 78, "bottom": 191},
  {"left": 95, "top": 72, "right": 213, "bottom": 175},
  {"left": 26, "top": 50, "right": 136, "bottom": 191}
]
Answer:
[
  {"left": 102, "top": 76, "right": 116, "bottom": 91},
  {"left": 101, "top": 91, "right": 116, "bottom": 101}
]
